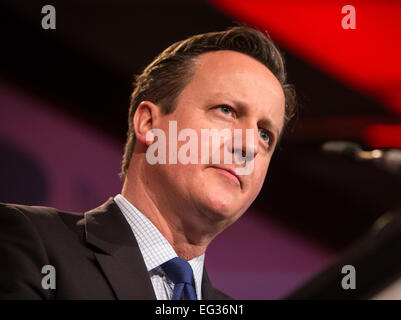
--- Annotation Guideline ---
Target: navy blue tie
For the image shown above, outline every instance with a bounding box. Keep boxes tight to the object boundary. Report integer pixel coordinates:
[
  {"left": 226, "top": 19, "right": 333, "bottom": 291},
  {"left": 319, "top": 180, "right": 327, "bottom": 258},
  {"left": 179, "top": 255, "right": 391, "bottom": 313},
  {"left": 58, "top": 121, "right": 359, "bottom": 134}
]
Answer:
[{"left": 161, "top": 257, "right": 197, "bottom": 300}]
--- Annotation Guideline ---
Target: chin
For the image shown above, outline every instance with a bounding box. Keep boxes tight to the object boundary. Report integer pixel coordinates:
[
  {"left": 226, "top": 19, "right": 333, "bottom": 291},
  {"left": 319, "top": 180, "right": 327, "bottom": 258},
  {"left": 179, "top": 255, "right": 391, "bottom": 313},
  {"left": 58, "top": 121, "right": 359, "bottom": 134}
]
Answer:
[
  {"left": 198, "top": 191, "right": 241, "bottom": 222},
  {"left": 190, "top": 169, "right": 245, "bottom": 222}
]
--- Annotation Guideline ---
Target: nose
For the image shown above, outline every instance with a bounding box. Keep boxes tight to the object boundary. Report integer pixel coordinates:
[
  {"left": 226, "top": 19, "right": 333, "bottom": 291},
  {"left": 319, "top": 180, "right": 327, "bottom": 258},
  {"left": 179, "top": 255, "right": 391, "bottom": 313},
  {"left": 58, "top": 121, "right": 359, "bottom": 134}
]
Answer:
[{"left": 231, "top": 123, "right": 259, "bottom": 163}]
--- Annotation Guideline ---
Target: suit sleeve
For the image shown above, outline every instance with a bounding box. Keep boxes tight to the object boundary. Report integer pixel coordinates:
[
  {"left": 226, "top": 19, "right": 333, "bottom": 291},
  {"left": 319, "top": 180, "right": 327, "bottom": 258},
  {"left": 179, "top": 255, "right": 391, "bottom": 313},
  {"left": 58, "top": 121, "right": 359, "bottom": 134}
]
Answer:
[{"left": 0, "top": 204, "right": 52, "bottom": 299}]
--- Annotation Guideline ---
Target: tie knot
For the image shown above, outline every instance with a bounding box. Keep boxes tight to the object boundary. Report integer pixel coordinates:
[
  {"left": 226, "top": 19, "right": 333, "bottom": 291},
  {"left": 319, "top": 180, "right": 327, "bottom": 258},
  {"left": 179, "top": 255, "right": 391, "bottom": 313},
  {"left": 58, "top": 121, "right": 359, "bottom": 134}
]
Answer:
[{"left": 161, "top": 257, "right": 194, "bottom": 285}]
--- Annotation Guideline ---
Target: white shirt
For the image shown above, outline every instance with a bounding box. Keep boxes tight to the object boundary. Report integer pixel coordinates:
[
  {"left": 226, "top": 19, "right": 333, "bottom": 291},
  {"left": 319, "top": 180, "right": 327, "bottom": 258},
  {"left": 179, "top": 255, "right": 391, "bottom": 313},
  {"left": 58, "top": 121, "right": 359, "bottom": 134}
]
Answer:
[{"left": 114, "top": 194, "right": 204, "bottom": 300}]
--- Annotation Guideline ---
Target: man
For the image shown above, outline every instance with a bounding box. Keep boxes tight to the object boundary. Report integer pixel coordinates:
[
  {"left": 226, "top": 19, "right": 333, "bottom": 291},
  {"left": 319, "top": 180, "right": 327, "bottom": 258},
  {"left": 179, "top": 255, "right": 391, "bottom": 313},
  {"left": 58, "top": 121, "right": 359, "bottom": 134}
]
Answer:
[{"left": 0, "top": 26, "right": 295, "bottom": 299}]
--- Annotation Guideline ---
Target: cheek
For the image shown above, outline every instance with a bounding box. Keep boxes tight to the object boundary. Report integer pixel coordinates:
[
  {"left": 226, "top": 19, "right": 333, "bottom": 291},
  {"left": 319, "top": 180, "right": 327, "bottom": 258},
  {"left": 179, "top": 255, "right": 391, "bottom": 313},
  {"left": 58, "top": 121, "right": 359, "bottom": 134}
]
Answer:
[
  {"left": 153, "top": 163, "right": 198, "bottom": 199},
  {"left": 251, "top": 158, "right": 270, "bottom": 192}
]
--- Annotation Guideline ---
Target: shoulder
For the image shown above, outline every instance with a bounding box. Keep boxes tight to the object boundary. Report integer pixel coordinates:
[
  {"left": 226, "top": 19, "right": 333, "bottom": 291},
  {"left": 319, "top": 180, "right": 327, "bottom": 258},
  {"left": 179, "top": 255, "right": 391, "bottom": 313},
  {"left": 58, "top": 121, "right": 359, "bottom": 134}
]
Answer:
[
  {"left": 0, "top": 201, "right": 83, "bottom": 220},
  {"left": 0, "top": 202, "right": 76, "bottom": 299},
  {"left": 0, "top": 200, "right": 119, "bottom": 299},
  {"left": 0, "top": 201, "right": 83, "bottom": 222},
  {"left": 0, "top": 202, "right": 85, "bottom": 245},
  {"left": 0, "top": 202, "right": 57, "bottom": 233}
]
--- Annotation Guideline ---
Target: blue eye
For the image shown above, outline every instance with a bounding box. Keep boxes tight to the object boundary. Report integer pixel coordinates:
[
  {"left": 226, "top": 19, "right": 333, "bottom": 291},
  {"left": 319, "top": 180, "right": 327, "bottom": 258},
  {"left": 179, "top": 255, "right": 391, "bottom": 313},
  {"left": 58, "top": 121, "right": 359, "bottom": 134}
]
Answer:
[
  {"left": 218, "top": 105, "right": 234, "bottom": 116},
  {"left": 259, "top": 129, "right": 270, "bottom": 143}
]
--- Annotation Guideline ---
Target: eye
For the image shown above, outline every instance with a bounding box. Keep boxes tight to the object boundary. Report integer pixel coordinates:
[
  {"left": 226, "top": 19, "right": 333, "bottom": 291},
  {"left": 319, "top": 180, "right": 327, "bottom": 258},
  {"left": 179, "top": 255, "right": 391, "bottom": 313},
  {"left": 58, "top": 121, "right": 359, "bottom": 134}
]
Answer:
[
  {"left": 217, "top": 105, "right": 235, "bottom": 117},
  {"left": 258, "top": 128, "right": 271, "bottom": 144}
]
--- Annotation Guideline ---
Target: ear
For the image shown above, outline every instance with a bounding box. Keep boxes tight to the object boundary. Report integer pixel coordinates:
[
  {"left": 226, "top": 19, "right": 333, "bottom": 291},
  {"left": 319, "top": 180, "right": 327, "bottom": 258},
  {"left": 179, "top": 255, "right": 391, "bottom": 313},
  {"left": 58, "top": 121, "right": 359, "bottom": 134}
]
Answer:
[{"left": 133, "top": 101, "right": 161, "bottom": 147}]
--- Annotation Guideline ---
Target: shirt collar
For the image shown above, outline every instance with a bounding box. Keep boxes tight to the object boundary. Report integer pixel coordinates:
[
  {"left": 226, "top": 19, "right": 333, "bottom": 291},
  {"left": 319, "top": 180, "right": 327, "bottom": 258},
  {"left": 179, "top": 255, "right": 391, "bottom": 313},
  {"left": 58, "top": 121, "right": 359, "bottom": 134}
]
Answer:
[{"left": 114, "top": 194, "right": 204, "bottom": 298}]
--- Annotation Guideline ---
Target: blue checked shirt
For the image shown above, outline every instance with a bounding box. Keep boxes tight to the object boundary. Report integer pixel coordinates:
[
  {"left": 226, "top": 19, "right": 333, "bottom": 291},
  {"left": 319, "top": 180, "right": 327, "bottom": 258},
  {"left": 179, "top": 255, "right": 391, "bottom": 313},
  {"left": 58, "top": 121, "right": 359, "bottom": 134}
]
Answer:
[{"left": 114, "top": 194, "right": 204, "bottom": 300}]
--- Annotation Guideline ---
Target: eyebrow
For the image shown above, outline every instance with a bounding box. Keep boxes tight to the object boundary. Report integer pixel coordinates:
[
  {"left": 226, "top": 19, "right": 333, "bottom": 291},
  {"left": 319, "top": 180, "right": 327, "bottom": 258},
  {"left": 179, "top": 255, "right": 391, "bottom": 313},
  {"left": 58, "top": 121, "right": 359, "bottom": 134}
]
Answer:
[{"left": 212, "top": 93, "right": 282, "bottom": 140}]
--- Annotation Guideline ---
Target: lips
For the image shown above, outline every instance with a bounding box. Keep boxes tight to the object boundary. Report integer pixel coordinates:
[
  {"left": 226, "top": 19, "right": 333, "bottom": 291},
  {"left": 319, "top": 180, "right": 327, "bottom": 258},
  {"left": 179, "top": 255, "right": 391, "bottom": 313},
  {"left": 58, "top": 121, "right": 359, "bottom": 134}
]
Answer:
[{"left": 209, "top": 166, "right": 241, "bottom": 187}]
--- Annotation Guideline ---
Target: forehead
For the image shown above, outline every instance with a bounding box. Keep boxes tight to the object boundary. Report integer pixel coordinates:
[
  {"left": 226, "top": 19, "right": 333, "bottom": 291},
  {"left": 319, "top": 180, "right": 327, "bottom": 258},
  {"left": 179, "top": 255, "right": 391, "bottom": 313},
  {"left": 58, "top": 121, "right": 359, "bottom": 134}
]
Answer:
[{"left": 180, "top": 50, "right": 286, "bottom": 132}]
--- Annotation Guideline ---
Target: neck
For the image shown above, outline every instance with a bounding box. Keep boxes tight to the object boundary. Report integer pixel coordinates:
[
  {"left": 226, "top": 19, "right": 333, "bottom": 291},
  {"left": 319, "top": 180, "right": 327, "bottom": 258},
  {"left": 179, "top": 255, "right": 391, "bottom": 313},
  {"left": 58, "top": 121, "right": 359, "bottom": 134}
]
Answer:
[{"left": 121, "top": 161, "right": 218, "bottom": 260}]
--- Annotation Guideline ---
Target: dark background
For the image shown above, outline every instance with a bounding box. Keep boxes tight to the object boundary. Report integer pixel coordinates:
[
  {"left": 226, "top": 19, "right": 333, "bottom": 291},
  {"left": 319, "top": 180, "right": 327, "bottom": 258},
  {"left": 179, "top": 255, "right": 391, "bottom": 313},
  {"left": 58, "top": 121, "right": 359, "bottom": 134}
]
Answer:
[{"left": 1, "top": 0, "right": 400, "bottom": 298}]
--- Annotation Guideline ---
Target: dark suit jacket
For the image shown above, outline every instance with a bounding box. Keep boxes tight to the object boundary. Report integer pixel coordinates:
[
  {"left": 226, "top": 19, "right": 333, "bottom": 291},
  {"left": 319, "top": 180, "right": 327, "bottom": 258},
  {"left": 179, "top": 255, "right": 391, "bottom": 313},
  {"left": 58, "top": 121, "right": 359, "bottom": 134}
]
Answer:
[{"left": 0, "top": 198, "right": 232, "bottom": 300}]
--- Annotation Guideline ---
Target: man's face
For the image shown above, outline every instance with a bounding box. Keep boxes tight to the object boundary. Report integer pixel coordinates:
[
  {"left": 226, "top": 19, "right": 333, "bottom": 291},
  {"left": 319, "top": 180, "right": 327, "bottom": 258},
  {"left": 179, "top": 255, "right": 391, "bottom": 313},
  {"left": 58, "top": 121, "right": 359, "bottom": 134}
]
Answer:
[{"left": 149, "top": 50, "right": 285, "bottom": 230}]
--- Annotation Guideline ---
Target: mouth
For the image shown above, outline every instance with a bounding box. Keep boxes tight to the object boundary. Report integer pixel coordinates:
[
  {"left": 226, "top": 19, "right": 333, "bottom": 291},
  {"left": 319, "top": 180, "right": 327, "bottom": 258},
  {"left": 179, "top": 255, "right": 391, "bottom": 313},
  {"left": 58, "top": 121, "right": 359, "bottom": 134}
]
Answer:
[{"left": 209, "top": 166, "right": 242, "bottom": 188}]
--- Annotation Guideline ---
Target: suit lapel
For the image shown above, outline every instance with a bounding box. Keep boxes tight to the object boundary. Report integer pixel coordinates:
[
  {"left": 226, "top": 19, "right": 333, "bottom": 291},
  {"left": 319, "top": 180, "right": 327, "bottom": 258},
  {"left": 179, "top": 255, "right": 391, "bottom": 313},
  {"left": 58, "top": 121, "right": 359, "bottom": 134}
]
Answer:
[
  {"left": 202, "top": 268, "right": 232, "bottom": 300},
  {"left": 84, "top": 198, "right": 156, "bottom": 300}
]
